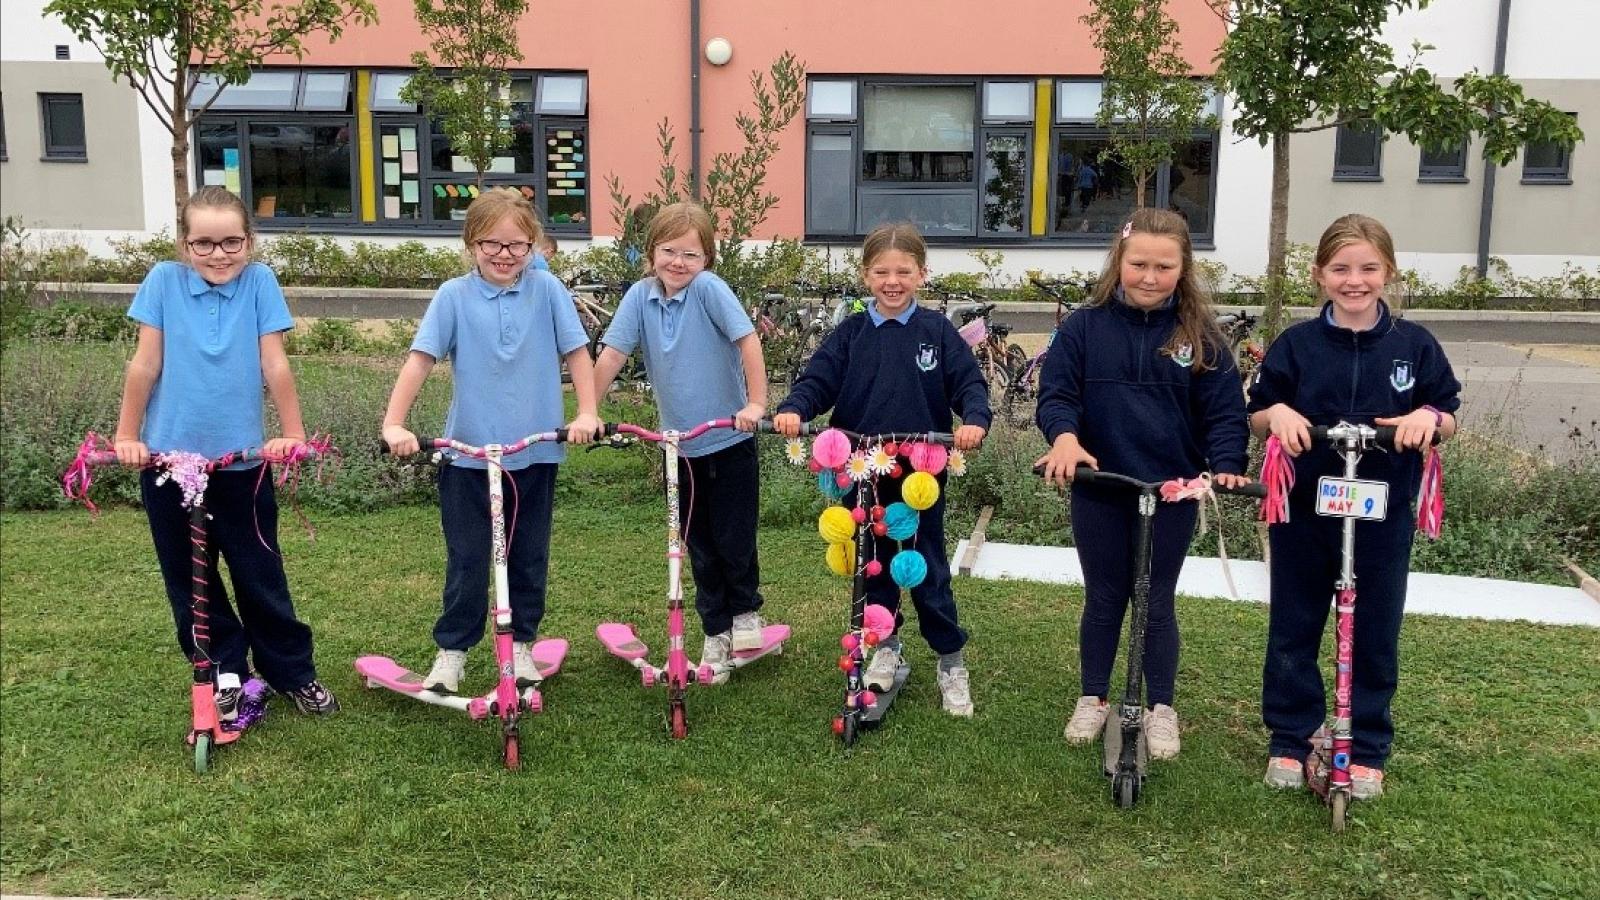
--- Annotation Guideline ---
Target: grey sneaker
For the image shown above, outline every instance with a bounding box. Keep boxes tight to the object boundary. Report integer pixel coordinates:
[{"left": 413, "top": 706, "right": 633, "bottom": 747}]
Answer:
[
  {"left": 288, "top": 679, "right": 340, "bottom": 714},
  {"left": 424, "top": 649, "right": 467, "bottom": 693},
  {"left": 1264, "top": 756, "right": 1306, "bottom": 790},
  {"left": 937, "top": 666, "right": 973, "bottom": 717},
  {"left": 1063, "top": 695, "right": 1108, "bottom": 743},
  {"left": 863, "top": 645, "right": 904, "bottom": 692},
  {"left": 730, "top": 612, "right": 765, "bottom": 653},
  {"left": 512, "top": 641, "right": 541, "bottom": 686},
  {"left": 701, "top": 632, "right": 732, "bottom": 685},
  {"left": 1146, "top": 704, "right": 1181, "bottom": 760}
]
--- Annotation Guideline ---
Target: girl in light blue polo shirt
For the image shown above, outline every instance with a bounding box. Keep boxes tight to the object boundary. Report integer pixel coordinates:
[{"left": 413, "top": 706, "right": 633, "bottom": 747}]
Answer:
[
  {"left": 114, "top": 186, "right": 339, "bottom": 718},
  {"left": 382, "top": 189, "right": 602, "bottom": 693}
]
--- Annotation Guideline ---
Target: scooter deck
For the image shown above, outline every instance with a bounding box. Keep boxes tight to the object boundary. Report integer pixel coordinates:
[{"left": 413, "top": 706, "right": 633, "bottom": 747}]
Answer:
[
  {"left": 597, "top": 623, "right": 791, "bottom": 663},
  {"left": 1101, "top": 711, "right": 1149, "bottom": 777},
  {"left": 859, "top": 662, "right": 911, "bottom": 727},
  {"left": 355, "top": 638, "right": 569, "bottom": 693},
  {"left": 732, "top": 624, "right": 791, "bottom": 659}
]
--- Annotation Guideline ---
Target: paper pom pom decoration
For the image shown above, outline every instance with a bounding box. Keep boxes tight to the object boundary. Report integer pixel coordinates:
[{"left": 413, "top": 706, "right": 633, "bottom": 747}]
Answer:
[
  {"left": 816, "top": 469, "right": 850, "bottom": 500},
  {"left": 812, "top": 428, "right": 850, "bottom": 468},
  {"left": 902, "top": 471, "right": 940, "bottom": 510},
  {"left": 825, "top": 539, "right": 856, "bottom": 576},
  {"left": 864, "top": 559, "right": 883, "bottom": 577},
  {"left": 818, "top": 505, "right": 856, "bottom": 543},
  {"left": 862, "top": 603, "right": 896, "bottom": 641},
  {"left": 883, "top": 502, "right": 918, "bottom": 540},
  {"left": 890, "top": 549, "right": 928, "bottom": 588},
  {"left": 905, "top": 441, "right": 948, "bottom": 475}
]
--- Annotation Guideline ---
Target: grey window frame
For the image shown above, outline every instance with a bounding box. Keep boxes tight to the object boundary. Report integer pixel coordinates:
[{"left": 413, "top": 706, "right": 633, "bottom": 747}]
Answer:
[
  {"left": 978, "top": 126, "right": 1031, "bottom": 238},
  {"left": 1332, "top": 120, "right": 1383, "bottom": 181},
  {"left": 39, "top": 92, "right": 87, "bottom": 161},
  {"left": 1046, "top": 126, "right": 1219, "bottom": 245},
  {"left": 1418, "top": 139, "right": 1468, "bottom": 183},
  {"left": 1522, "top": 114, "right": 1576, "bottom": 184}
]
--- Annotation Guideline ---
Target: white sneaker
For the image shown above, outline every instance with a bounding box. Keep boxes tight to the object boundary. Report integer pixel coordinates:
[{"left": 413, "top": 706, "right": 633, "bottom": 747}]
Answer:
[
  {"left": 863, "top": 645, "right": 904, "bottom": 691},
  {"left": 424, "top": 649, "right": 466, "bottom": 693},
  {"left": 730, "top": 612, "right": 765, "bottom": 653},
  {"left": 701, "top": 632, "right": 732, "bottom": 685},
  {"left": 512, "top": 641, "right": 541, "bottom": 685},
  {"left": 938, "top": 666, "right": 974, "bottom": 717},
  {"left": 1146, "top": 704, "right": 1181, "bottom": 760},
  {"left": 1063, "top": 695, "right": 1108, "bottom": 743}
]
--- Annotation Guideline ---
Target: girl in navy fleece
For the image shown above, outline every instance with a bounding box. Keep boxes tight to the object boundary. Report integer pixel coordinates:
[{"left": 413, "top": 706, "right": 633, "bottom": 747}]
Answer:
[
  {"left": 1249, "top": 214, "right": 1459, "bottom": 800},
  {"left": 774, "top": 223, "right": 990, "bottom": 717},
  {"left": 1036, "top": 207, "right": 1250, "bottom": 759}
]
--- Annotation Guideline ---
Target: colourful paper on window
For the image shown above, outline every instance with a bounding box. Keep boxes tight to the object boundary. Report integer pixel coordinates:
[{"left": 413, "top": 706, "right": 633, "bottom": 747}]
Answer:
[
  {"left": 384, "top": 196, "right": 401, "bottom": 218},
  {"left": 399, "top": 129, "right": 416, "bottom": 152},
  {"left": 383, "top": 162, "right": 400, "bottom": 185},
  {"left": 382, "top": 135, "right": 399, "bottom": 157},
  {"left": 402, "top": 181, "right": 418, "bottom": 203},
  {"left": 401, "top": 151, "right": 418, "bottom": 174}
]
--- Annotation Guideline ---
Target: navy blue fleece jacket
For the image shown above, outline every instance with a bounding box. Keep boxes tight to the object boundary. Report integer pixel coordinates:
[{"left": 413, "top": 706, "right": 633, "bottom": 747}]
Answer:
[
  {"left": 777, "top": 303, "right": 992, "bottom": 433},
  {"left": 1247, "top": 301, "right": 1461, "bottom": 511},
  {"left": 1036, "top": 297, "right": 1249, "bottom": 481}
]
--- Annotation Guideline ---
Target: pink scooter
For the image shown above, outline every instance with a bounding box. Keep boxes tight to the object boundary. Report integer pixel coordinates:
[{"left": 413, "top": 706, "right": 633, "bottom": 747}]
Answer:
[
  {"left": 357, "top": 428, "right": 589, "bottom": 769},
  {"left": 595, "top": 418, "right": 790, "bottom": 739}
]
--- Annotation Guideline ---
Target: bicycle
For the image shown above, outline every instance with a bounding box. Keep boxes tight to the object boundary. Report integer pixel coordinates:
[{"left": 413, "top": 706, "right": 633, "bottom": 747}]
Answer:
[
  {"left": 567, "top": 273, "right": 647, "bottom": 389},
  {"left": 922, "top": 285, "right": 1020, "bottom": 392},
  {"left": 996, "top": 276, "right": 1091, "bottom": 426}
]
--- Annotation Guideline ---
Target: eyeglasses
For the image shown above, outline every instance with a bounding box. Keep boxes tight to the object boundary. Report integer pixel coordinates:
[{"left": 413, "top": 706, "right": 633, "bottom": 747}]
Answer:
[
  {"left": 475, "top": 239, "right": 534, "bottom": 258},
  {"left": 186, "top": 236, "right": 248, "bottom": 256},
  {"left": 655, "top": 247, "right": 706, "bottom": 264}
]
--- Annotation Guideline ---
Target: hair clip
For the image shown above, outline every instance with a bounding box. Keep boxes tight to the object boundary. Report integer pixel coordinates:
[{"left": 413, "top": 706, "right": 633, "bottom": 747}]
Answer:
[{"left": 1121, "top": 222, "right": 1133, "bottom": 239}]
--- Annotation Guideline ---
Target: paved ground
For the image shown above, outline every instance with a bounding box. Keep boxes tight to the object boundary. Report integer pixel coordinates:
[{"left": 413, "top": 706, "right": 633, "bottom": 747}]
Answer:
[{"left": 1445, "top": 342, "right": 1600, "bottom": 461}]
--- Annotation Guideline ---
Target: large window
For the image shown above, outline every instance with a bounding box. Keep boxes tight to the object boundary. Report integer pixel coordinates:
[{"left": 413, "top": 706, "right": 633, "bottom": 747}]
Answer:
[
  {"left": 804, "top": 76, "right": 1215, "bottom": 243},
  {"left": 192, "top": 68, "right": 589, "bottom": 232},
  {"left": 40, "top": 93, "right": 86, "bottom": 160}
]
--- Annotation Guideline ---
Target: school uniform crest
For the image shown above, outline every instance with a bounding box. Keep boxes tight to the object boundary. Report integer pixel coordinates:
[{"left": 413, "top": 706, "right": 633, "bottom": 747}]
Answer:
[
  {"left": 1172, "top": 343, "right": 1194, "bottom": 368},
  {"left": 1390, "top": 359, "right": 1416, "bottom": 393},
  {"left": 916, "top": 342, "right": 939, "bottom": 372}
]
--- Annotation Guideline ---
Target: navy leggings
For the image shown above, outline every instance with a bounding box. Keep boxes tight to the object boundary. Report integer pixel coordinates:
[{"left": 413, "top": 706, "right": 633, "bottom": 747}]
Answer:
[
  {"left": 1263, "top": 508, "right": 1413, "bottom": 769},
  {"left": 433, "top": 463, "right": 556, "bottom": 650},
  {"left": 678, "top": 438, "right": 763, "bottom": 637},
  {"left": 1070, "top": 483, "right": 1199, "bottom": 707}
]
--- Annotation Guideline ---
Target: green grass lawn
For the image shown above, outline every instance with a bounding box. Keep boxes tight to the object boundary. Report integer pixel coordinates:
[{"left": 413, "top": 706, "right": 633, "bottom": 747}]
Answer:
[{"left": 4, "top": 448, "right": 1599, "bottom": 898}]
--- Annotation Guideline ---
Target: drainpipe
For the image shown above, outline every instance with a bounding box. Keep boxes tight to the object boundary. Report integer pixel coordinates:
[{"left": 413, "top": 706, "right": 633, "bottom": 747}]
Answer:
[
  {"left": 1476, "top": 0, "right": 1512, "bottom": 278},
  {"left": 690, "top": 0, "right": 703, "bottom": 199}
]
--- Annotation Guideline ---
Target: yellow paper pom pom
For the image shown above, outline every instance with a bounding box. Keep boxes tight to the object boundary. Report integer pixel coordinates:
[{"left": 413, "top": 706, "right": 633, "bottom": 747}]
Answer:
[
  {"left": 818, "top": 505, "right": 856, "bottom": 543},
  {"left": 825, "top": 539, "right": 856, "bottom": 576},
  {"left": 902, "top": 471, "right": 940, "bottom": 510}
]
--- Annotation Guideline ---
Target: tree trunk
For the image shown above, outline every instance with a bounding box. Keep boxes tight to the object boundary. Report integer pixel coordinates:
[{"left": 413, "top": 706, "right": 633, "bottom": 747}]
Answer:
[
  {"left": 1134, "top": 170, "right": 1148, "bottom": 207},
  {"left": 170, "top": 77, "right": 191, "bottom": 225},
  {"left": 1264, "top": 130, "right": 1291, "bottom": 340}
]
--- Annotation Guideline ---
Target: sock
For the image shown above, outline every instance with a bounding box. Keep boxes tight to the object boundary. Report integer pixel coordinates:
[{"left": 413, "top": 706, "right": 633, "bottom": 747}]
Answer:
[{"left": 938, "top": 650, "right": 964, "bottom": 673}]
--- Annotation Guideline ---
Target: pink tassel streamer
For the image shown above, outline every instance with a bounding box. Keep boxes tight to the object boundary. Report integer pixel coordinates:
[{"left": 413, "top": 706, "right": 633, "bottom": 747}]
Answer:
[
  {"left": 62, "top": 432, "right": 116, "bottom": 516},
  {"left": 1259, "top": 436, "right": 1294, "bottom": 525},
  {"left": 1415, "top": 445, "right": 1445, "bottom": 540}
]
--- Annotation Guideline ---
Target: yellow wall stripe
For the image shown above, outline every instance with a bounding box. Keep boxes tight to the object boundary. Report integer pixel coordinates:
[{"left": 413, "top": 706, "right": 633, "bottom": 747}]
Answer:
[
  {"left": 1030, "top": 78, "right": 1052, "bottom": 236},
  {"left": 356, "top": 69, "right": 376, "bottom": 222}
]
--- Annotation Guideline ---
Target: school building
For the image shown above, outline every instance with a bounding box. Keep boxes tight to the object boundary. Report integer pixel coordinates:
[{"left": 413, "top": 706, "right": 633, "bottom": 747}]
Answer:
[{"left": 0, "top": 0, "right": 1594, "bottom": 283}]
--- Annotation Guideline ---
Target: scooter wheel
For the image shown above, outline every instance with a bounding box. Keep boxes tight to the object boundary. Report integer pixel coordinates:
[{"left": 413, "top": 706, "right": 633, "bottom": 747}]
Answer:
[
  {"left": 841, "top": 714, "right": 858, "bottom": 748},
  {"left": 1330, "top": 791, "right": 1348, "bottom": 833},
  {"left": 503, "top": 734, "right": 520, "bottom": 770},
  {"left": 669, "top": 704, "right": 688, "bottom": 740},
  {"left": 1112, "top": 772, "right": 1138, "bottom": 809},
  {"left": 193, "top": 733, "right": 212, "bottom": 774}
]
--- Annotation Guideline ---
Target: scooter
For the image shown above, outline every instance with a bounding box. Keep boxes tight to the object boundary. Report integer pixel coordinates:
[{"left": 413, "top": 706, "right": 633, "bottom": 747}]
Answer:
[
  {"left": 357, "top": 428, "right": 588, "bottom": 769},
  {"left": 595, "top": 418, "right": 790, "bottom": 739},
  {"left": 1037, "top": 463, "right": 1264, "bottom": 808}
]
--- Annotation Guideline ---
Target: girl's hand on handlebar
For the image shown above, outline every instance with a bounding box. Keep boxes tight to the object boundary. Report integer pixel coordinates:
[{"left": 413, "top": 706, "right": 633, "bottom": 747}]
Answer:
[
  {"left": 1214, "top": 472, "right": 1252, "bottom": 490},
  {"left": 1035, "top": 433, "right": 1097, "bottom": 488},
  {"left": 382, "top": 424, "right": 419, "bottom": 457},
  {"left": 954, "top": 424, "right": 986, "bottom": 452},
  {"left": 565, "top": 413, "right": 602, "bottom": 445},
  {"left": 772, "top": 412, "right": 802, "bottom": 438},
  {"left": 734, "top": 402, "right": 766, "bottom": 433},
  {"left": 263, "top": 436, "right": 305, "bottom": 460},
  {"left": 1265, "top": 403, "right": 1312, "bottom": 456},
  {"left": 1375, "top": 408, "right": 1438, "bottom": 451},
  {"left": 114, "top": 437, "right": 150, "bottom": 468}
]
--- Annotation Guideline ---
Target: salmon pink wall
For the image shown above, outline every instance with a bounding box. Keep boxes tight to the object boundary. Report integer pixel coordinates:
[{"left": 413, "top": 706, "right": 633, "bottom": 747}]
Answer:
[{"left": 279, "top": 1, "right": 1225, "bottom": 238}]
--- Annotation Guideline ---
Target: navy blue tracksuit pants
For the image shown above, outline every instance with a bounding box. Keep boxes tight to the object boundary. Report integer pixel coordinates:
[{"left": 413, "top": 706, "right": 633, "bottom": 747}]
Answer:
[
  {"left": 434, "top": 463, "right": 557, "bottom": 649},
  {"left": 854, "top": 472, "right": 967, "bottom": 655},
  {"left": 1264, "top": 509, "right": 1414, "bottom": 769},
  {"left": 142, "top": 467, "right": 319, "bottom": 693},
  {"left": 677, "top": 438, "right": 764, "bottom": 637},
  {"left": 1070, "top": 483, "right": 1198, "bottom": 707}
]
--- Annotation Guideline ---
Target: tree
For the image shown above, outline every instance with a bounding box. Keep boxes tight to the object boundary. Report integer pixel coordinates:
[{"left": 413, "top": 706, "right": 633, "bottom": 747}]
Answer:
[
  {"left": 1082, "top": 0, "right": 1214, "bottom": 207},
  {"left": 46, "top": 0, "right": 378, "bottom": 219},
  {"left": 1210, "top": 0, "right": 1584, "bottom": 336},
  {"left": 402, "top": 0, "right": 529, "bottom": 189}
]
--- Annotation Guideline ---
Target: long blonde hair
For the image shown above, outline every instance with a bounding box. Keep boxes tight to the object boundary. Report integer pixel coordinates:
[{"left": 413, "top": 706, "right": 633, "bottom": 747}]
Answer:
[{"left": 1090, "top": 207, "right": 1225, "bottom": 372}]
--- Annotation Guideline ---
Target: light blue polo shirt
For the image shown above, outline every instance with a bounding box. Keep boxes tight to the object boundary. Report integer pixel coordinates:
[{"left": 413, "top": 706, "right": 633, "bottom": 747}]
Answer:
[
  {"left": 128, "top": 261, "right": 292, "bottom": 468},
  {"left": 412, "top": 267, "right": 588, "bottom": 469},
  {"left": 601, "top": 270, "right": 755, "bottom": 457}
]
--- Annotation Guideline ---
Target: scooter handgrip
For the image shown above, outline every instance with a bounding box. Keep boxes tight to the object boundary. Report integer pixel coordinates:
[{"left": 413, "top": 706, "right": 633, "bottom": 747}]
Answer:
[
  {"left": 378, "top": 437, "right": 438, "bottom": 456},
  {"left": 1215, "top": 481, "right": 1267, "bottom": 498},
  {"left": 757, "top": 419, "right": 812, "bottom": 436}
]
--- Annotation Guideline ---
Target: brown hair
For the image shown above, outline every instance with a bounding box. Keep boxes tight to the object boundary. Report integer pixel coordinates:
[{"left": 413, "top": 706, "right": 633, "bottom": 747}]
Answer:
[
  {"left": 1090, "top": 207, "right": 1224, "bottom": 372},
  {"left": 860, "top": 222, "right": 928, "bottom": 271},
  {"left": 644, "top": 202, "right": 717, "bottom": 273},
  {"left": 462, "top": 187, "right": 544, "bottom": 251},
  {"left": 1313, "top": 213, "right": 1402, "bottom": 308},
  {"left": 177, "top": 186, "right": 253, "bottom": 259}
]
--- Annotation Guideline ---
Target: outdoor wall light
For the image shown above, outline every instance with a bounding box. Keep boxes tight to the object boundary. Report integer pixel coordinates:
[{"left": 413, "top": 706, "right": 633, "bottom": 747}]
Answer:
[{"left": 704, "top": 37, "right": 733, "bottom": 66}]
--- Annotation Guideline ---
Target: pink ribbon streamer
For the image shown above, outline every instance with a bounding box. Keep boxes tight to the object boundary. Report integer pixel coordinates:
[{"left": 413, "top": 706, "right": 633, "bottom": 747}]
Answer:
[
  {"left": 1161, "top": 473, "right": 1241, "bottom": 600},
  {"left": 1259, "top": 435, "right": 1294, "bottom": 525},
  {"left": 62, "top": 432, "right": 115, "bottom": 516},
  {"left": 1415, "top": 445, "right": 1445, "bottom": 540}
]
